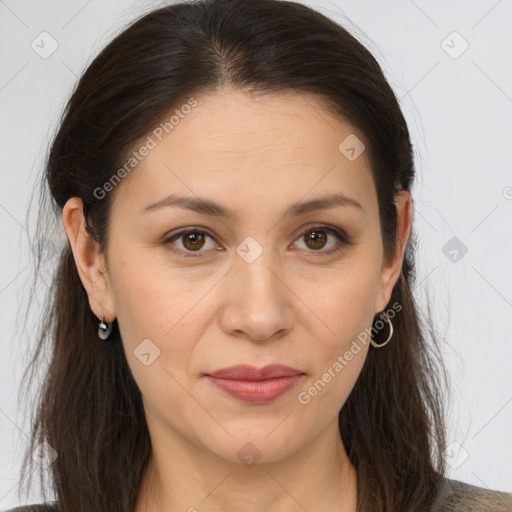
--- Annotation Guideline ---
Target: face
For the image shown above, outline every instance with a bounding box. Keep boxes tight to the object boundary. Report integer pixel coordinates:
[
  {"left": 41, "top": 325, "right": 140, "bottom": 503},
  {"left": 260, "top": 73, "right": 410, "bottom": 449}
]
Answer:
[{"left": 65, "top": 88, "right": 410, "bottom": 466}]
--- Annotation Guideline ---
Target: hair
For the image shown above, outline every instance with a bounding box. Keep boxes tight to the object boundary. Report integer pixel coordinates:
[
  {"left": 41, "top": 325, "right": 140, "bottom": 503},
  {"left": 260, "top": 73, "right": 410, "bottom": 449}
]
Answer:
[{"left": 17, "top": 0, "right": 452, "bottom": 511}]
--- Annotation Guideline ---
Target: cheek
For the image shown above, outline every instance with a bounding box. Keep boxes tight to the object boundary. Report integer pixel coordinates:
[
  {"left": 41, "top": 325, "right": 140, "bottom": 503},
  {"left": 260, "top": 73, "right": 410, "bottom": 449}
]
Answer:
[
  {"left": 297, "top": 258, "right": 380, "bottom": 354},
  {"left": 110, "top": 255, "right": 219, "bottom": 383},
  {"left": 289, "top": 255, "right": 380, "bottom": 412},
  {"left": 111, "top": 252, "right": 203, "bottom": 339},
  {"left": 294, "top": 273, "right": 376, "bottom": 417},
  {"left": 112, "top": 263, "right": 207, "bottom": 420}
]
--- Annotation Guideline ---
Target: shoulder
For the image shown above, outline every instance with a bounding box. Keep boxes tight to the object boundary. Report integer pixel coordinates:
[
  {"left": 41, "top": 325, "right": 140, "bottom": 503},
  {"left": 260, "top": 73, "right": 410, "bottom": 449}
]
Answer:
[
  {"left": 432, "top": 476, "right": 512, "bottom": 512},
  {"left": 2, "top": 505, "right": 58, "bottom": 512}
]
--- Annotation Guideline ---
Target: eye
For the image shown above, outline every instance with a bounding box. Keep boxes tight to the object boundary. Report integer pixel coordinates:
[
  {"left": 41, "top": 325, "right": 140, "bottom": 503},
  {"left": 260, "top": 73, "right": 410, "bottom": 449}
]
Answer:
[
  {"left": 163, "top": 225, "right": 354, "bottom": 259},
  {"left": 163, "top": 228, "right": 218, "bottom": 258},
  {"left": 291, "top": 225, "right": 353, "bottom": 256}
]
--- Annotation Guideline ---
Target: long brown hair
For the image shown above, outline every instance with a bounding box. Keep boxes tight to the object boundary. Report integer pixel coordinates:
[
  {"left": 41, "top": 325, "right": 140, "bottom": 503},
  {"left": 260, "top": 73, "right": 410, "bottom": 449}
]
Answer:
[{"left": 17, "top": 0, "right": 450, "bottom": 510}]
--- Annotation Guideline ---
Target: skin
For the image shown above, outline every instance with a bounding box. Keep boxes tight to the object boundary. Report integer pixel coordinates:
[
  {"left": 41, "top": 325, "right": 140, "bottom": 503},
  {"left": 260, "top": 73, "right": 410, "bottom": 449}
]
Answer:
[{"left": 62, "top": 88, "right": 412, "bottom": 512}]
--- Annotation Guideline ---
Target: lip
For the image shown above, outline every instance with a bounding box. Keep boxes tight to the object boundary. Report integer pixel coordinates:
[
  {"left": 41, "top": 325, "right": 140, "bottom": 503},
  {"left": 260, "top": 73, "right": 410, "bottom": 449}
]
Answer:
[
  {"left": 205, "top": 364, "right": 305, "bottom": 404},
  {"left": 206, "top": 364, "right": 303, "bottom": 380}
]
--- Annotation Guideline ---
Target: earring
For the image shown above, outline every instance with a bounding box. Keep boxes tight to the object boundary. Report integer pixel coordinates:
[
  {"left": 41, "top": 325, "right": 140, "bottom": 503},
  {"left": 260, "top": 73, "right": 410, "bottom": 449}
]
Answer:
[
  {"left": 98, "top": 312, "right": 113, "bottom": 340},
  {"left": 370, "top": 314, "right": 393, "bottom": 348}
]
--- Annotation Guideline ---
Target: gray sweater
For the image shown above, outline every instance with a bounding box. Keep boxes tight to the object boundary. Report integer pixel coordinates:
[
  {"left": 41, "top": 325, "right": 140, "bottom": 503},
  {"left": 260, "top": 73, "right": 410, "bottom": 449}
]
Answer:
[
  {"left": 3, "top": 477, "right": 512, "bottom": 512},
  {"left": 430, "top": 477, "right": 512, "bottom": 511}
]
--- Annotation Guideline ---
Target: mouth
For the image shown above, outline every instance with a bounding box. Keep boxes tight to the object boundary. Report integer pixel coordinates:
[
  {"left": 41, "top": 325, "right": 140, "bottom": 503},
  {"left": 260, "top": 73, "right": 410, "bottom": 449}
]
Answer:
[{"left": 204, "top": 364, "right": 305, "bottom": 405}]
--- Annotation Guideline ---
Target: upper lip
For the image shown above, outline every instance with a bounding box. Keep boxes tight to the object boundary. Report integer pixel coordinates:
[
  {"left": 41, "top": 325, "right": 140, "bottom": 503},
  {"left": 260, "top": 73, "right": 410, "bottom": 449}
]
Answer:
[{"left": 206, "top": 364, "right": 303, "bottom": 381}]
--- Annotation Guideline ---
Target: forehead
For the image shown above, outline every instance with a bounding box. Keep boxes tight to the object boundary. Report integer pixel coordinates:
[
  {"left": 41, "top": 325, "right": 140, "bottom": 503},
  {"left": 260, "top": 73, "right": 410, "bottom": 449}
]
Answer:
[{"left": 111, "top": 88, "right": 376, "bottom": 221}]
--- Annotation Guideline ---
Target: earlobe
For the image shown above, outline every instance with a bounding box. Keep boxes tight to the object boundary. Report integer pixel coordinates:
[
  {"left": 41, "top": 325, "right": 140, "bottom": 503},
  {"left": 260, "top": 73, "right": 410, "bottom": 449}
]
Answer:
[{"left": 61, "top": 197, "right": 116, "bottom": 322}]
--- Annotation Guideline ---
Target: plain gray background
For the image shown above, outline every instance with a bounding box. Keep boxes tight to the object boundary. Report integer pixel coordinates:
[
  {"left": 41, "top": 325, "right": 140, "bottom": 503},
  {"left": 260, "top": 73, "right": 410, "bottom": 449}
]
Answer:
[{"left": 1, "top": 0, "right": 511, "bottom": 508}]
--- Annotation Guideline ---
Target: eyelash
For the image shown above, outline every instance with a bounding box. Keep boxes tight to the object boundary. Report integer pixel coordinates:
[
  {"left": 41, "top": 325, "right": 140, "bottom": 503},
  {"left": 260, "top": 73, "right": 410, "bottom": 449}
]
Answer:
[{"left": 162, "top": 225, "right": 354, "bottom": 259}]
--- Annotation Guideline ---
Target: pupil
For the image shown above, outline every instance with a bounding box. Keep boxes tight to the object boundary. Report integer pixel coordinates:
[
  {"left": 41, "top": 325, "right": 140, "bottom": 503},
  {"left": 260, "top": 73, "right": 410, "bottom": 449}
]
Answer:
[
  {"left": 184, "top": 232, "right": 204, "bottom": 250},
  {"left": 308, "top": 230, "right": 326, "bottom": 249}
]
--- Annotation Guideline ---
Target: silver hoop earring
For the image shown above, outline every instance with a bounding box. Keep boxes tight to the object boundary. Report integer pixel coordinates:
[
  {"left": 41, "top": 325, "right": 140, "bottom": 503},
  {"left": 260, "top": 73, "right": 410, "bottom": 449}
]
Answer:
[
  {"left": 98, "top": 313, "right": 113, "bottom": 340},
  {"left": 370, "top": 314, "right": 393, "bottom": 348}
]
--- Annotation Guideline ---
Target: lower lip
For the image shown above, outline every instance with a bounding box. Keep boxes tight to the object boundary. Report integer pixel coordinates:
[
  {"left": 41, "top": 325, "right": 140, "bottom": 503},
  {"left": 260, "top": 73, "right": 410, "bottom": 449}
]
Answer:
[{"left": 206, "top": 375, "right": 304, "bottom": 404}]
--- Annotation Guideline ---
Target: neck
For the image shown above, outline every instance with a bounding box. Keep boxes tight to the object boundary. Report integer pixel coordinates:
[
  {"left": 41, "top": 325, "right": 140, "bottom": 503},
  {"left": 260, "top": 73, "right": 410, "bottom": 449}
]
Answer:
[{"left": 135, "top": 420, "right": 358, "bottom": 512}]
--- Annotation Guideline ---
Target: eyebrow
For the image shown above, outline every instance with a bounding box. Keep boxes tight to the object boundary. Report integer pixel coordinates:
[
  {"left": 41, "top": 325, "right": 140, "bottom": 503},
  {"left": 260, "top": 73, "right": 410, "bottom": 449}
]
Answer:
[{"left": 143, "top": 192, "right": 364, "bottom": 218}]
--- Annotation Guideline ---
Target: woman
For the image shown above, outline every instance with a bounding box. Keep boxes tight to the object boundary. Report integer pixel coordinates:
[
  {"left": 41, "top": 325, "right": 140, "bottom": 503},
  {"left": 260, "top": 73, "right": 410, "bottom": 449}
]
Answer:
[{"left": 8, "top": 0, "right": 512, "bottom": 511}]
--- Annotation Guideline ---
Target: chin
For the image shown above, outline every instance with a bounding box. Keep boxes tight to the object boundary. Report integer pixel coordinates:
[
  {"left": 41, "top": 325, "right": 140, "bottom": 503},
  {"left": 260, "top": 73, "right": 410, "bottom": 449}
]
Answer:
[{"left": 202, "top": 424, "right": 303, "bottom": 467}]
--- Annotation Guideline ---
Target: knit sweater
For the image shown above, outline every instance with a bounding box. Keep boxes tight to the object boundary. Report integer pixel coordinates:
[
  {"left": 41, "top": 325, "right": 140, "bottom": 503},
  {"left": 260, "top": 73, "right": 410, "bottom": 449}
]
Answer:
[
  {"left": 4, "top": 477, "right": 512, "bottom": 512},
  {"left": 430, "top": 476, "right": 512, "bottom": 511}
]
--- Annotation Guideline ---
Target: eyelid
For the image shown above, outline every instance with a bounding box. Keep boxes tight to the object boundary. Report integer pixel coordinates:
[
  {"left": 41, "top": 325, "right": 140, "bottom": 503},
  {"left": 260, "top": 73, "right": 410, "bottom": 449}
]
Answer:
[{"left": 163, "top": 223, "right": 354, "bottom": 259}]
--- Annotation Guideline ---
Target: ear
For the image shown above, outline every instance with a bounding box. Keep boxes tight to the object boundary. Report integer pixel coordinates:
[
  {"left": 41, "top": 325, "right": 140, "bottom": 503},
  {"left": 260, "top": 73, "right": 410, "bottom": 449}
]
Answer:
[
  {"left": 61, "top": 197, "right": 116, "bottom": 323},
  {"left": 374, "top": 190, "right": 412, "bottom": 314}
]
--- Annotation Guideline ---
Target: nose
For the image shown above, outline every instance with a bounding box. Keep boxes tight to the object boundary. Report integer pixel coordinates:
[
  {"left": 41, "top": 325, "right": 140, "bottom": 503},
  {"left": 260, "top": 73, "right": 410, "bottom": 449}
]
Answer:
[{"left": 217, "top": 247, "right": 294, "bottom": 343}]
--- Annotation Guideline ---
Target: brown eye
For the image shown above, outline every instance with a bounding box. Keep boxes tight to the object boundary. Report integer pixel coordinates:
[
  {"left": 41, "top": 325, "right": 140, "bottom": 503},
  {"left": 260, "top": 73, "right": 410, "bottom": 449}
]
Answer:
[
  {"left": 164, "top": 225, "right": 353, "bottom": 259},
  {"left": 293, "top": 226, "right": 347, "bottom": 254},
  {"left": 181, "top": 231, "right": 206, "bottom": 251},
  {"left": 164, "top": 229, "right": 218, "bottom": 258},
  {"left": 303, "top": 229, "right": 329, "bottom": 250}
]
